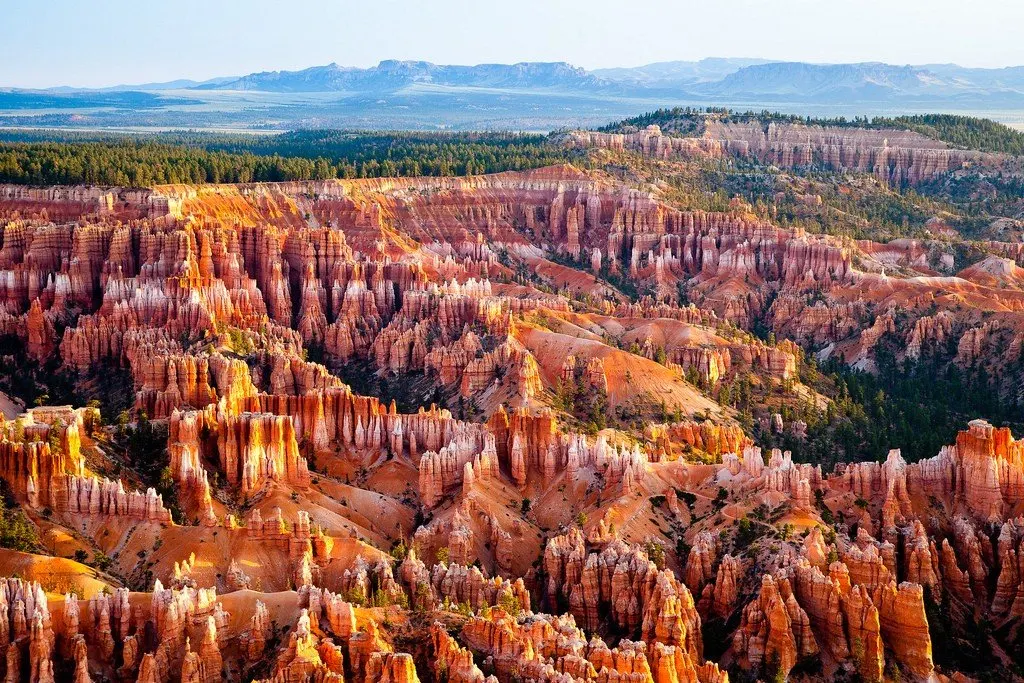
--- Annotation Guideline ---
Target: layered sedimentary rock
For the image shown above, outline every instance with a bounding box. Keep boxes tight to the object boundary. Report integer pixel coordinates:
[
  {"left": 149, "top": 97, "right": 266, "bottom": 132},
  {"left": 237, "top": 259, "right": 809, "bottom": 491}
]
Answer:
[
  {"left": 569, "top": 120, "right": 990, "bottom": 186},
  {"left": 430, "top": 622, "right": 496, "bottom": 683},
  {"left": 397, "top": 550, "right": 529, "bottom": 613},
  {"left": 460, "top": 606, "right": 722, "bottom": 683},
  {"left": 732, "top": 574, "right": 817, "bottom": 676},
  {"left": 2, "top": 163, "right": 1022, "bottom": 683},
  {"left": 648, "top": 420, "right": 751, "bottom": 461},
  {"left": 0, "top": 409, "right": 172, "bottom": 522},
  {"left": 540, "top": 527, "right": 702, "bottom": 654},
  {"left": 721, "top": 445, "right": 820, "bottom": 509},
  {"left": 834, "top": 420, "right": 1024, "bottom": 526}
]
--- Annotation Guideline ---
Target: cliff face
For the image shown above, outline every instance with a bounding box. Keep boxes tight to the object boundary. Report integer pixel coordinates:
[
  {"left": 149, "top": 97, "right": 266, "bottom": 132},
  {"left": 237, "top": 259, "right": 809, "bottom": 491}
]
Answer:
[
  {"left": 0, "top": 408, "right": 172, "bottom": 523},
  {"left": 569, "top": 120, "right": 991, "bottom": 186}
]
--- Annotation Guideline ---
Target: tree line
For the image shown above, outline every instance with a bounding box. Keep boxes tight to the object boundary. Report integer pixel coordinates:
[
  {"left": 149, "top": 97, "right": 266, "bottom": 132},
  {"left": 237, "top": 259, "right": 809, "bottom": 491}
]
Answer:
[
  {"left": 874, "top": 114, "right": 1024, "bottom": 155},
  {"left": 0, "top": 130, "right": 576, "bottom": 186},
  {"left": 600, "top": 108, "right": 1024, "bottom": 155}
]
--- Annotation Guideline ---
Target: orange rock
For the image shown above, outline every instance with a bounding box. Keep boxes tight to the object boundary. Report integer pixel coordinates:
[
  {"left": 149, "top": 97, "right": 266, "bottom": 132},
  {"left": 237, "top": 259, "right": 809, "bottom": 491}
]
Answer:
[
  {"left": 876, "top": 581, "right": 934, "bottom": 679},
  {"left": 841, "top": 585, "right": 885, "bottom": 683},
  {"left": 365, "top": 652, "right": 421, "bottom": 683},
  {"left": 732, "top": 574, "right": 816, "bottom": 677}
]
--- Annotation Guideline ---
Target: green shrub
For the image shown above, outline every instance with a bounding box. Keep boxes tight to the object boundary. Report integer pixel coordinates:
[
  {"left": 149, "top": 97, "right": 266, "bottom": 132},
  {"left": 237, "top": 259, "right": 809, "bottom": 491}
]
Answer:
[{"left": 0, "top": 498, "right": 39, "bottom": 553}]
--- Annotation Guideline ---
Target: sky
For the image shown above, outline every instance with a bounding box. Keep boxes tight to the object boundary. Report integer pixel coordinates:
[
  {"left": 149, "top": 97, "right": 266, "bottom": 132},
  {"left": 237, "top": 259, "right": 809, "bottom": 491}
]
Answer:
[{"left": 4, "top": 0, "right": 1024, "bottom": 88}]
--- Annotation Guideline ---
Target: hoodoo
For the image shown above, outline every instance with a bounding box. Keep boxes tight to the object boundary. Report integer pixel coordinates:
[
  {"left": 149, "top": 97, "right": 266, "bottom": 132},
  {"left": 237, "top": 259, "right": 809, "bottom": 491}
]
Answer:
[{"left": 0, "top": 101, "right": 1022, "bottom": 683}]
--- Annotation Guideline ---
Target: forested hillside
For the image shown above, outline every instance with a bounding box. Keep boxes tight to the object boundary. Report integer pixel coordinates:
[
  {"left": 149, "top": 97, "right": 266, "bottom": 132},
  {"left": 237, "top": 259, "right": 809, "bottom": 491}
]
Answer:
[
  {"left": 0, "top": 130, "right": 574, "bottom": 185},
  {"left": 1, "top": 112, "right": 1019, "bottom": 187},
  {"left": 874, "top": 113, "right": 1024, "bottom": 154}
]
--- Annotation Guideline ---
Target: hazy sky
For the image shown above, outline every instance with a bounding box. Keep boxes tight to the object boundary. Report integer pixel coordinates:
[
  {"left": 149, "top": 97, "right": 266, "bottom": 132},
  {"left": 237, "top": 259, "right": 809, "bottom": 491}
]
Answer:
[{"left": 4, "top": 0, "right": 1024, "bottom": 88}]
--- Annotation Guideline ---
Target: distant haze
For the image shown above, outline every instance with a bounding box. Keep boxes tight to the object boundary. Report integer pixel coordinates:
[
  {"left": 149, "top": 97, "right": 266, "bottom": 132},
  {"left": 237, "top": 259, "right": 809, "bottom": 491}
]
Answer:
[
  {"left": 3, "top": 0, "right": 1024, "bottom": 89},
  {"left": 6, "top": 57, "right": 1024, "bottom": 132}
]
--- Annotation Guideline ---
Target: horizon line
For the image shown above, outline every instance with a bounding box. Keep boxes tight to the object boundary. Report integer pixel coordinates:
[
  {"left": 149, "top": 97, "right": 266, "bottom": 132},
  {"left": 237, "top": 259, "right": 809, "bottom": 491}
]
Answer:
[{"left": 8, "top": 56, "right": 1024, "bottom": 92}]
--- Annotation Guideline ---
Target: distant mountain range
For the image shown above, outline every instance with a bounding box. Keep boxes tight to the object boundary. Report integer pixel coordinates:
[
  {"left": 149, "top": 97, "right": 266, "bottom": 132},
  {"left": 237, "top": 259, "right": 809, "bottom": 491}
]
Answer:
[
  {"left": 591, "top": 58, "right": 773, "bottom": 87},
  {"left": 6, "top": 58, "right": 1024, "bottom": 132},
  {"left": 171, "top": 58, "right": 1024, "bottom": 104},
  {"left": 193, "top": 60, "right": 605, "bottom": 93}
]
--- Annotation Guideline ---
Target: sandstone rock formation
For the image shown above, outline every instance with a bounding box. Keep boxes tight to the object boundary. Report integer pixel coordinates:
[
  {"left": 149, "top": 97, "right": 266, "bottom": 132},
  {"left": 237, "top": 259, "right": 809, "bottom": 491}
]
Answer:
[{"left": 0, "top": 157, "right": 1020, "bottom": 683}]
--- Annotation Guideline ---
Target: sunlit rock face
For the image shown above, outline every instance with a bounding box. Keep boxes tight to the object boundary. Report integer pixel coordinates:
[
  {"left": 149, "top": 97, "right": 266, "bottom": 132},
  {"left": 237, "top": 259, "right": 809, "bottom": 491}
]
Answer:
[
  {"left": 0, "top": 158, "right": 1021, "bottom": 682},
  {"left": 569, "top": 120, "right": 991, "bottom": 185}
]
